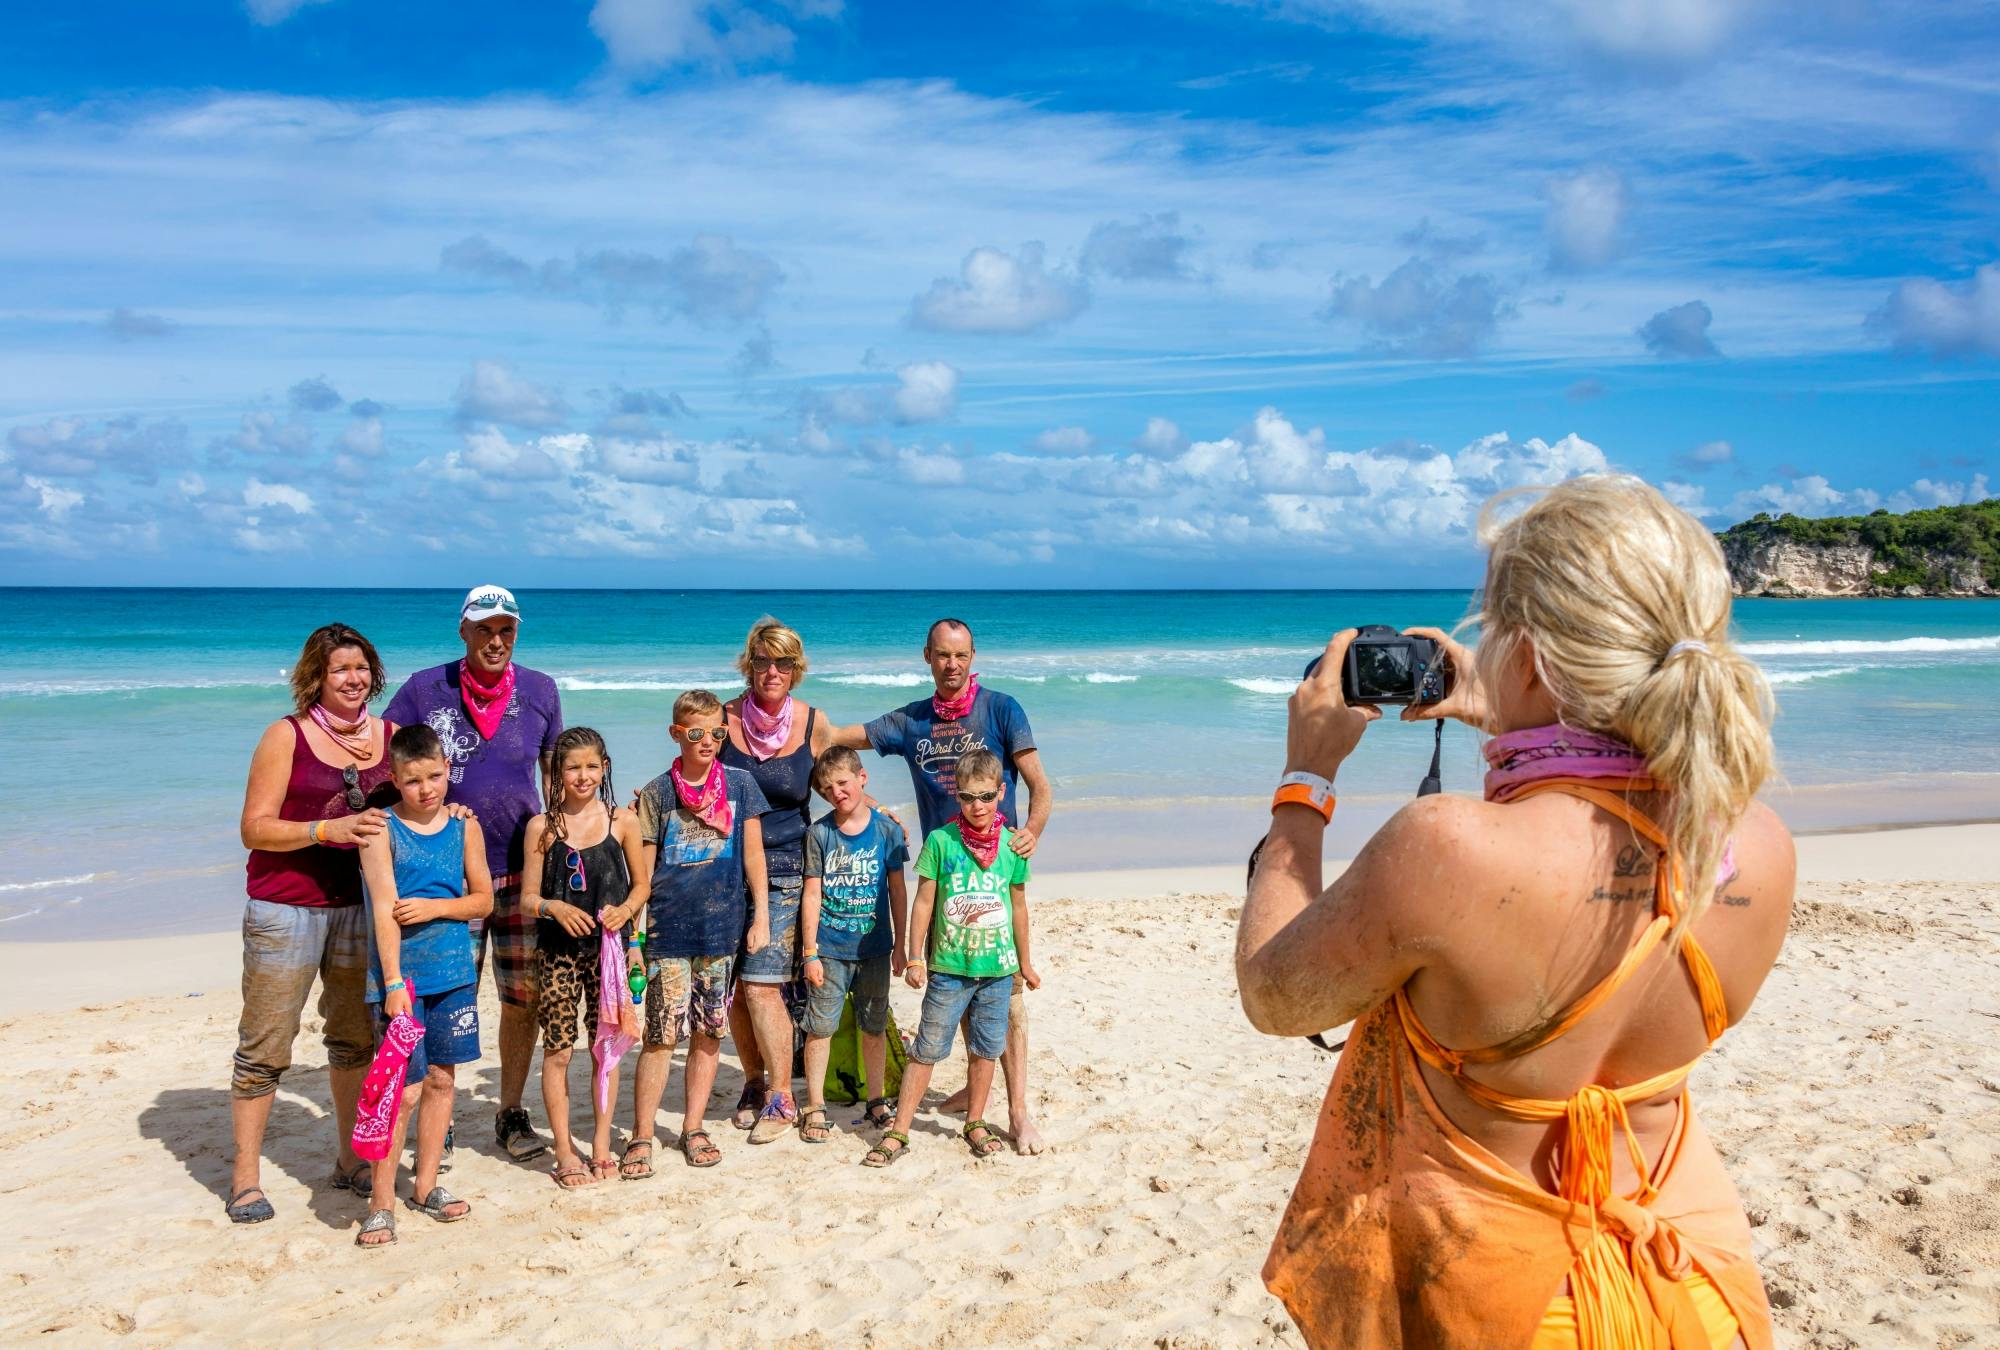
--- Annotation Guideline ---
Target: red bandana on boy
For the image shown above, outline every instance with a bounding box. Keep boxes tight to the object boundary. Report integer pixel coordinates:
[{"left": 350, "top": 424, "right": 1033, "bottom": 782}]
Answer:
[
  {"left": 933, "top": 674, "right": 980, "bottom": 722},
  {"left": 954, "top": 811, "right": 1006, "bottom": 869},
  {"left": 458, "top": 658, "right": 515, "bottom": 741},
  {"left": 670, "top": 760, "right": 734, "bottom": 835}
]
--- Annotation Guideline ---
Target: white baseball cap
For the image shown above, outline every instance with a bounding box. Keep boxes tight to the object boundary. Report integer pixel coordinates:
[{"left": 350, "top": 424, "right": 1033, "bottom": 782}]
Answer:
[{"left": 460, "top": 584, "right": 522, "bottom": 624}]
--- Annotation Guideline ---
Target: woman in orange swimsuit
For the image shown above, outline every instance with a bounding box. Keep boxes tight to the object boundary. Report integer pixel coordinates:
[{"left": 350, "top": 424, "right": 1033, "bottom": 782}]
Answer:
[{"left": 1238, "top": 475, "right": 1793, "bottom": 1349}]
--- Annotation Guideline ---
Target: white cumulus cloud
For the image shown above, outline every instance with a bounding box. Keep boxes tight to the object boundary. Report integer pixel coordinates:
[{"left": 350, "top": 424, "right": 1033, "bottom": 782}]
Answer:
[
  {"left": 1871, "top": 264, "right": 2000, "bottom": 359},
  {"left": 892, "top": 361, "right": 960, "bottom": 424},
  {"left": 453, "top": 360, "right": 570, "bottom": 429},
  {"left": 244, "top": 478, "right": 314, "bottom": 515},
  {"left": 909, "top": 244, "right": 1088, "bottom": 336}
]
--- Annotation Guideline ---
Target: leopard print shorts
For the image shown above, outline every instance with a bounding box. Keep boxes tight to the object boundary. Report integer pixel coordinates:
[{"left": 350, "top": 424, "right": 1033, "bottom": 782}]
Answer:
[{"left": 535, "top": 946, "right": 602, "bottom": 1052}]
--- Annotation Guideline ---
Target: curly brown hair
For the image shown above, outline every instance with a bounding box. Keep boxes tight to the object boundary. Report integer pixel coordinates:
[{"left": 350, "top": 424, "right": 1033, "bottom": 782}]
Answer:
[{"left": 289, "top": 623, "right": 387, "bottom": 715}]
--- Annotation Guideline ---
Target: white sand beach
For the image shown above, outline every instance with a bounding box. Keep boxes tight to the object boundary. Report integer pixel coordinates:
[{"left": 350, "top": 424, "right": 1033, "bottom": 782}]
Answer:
[{"left": 1, "top": 826, "right": 1996, "bottom": 1347}]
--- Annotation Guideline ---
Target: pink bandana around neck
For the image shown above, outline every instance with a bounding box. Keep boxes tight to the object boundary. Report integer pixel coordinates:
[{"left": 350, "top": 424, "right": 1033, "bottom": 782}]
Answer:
[
  {"left": 739, "top": 692, "right": 794, "bottom": 762},
  {"left": 458, "top": 658, "right": 515, "bottom": 740},
  {"left": 933, "top": 674, "right": 979, "bottom": 722},
  {"left": 1481, "top": 724, "right": 1651, "bottom": 803},
  {"left": 671, "top": 759, "right": 733, "bottom": 835},
  {"left": 954, "top": 812, "right": 1006, "bottom": 869},
  {"left": 352, "top": 1009, "right": 424, "bottom": 1161}
]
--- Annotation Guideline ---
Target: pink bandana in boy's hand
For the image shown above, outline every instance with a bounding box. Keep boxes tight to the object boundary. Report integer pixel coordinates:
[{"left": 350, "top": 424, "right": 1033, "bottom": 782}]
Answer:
[
  {"left": 352, "top": 1011, "right": 424, "bottom": 1161},
  {"left": 671, "top": 760, "right": 733, "bottom": 834},
  {"left": 592, "top": 930, "right": 640, "bottom": 1113},
  {"left": 1481, "top": 723, "right": 1651, "bottom": 803},
  {"left": 458, "top": 658, "right": 515, "bottom": 741},
  {"left": 932, "top": 675, "right": 979, "bottom": 722}
]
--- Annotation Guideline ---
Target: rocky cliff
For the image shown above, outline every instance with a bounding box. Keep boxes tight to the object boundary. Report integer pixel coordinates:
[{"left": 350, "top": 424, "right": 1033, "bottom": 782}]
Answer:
[{"left": 1716, "top": 502, "right": 1998, "bottom": 598}]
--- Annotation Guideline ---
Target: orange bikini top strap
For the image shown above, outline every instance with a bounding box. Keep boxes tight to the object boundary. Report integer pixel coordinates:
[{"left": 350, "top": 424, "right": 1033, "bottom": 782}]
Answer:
[
  {"left": 1504, "top": 778, "right": 1731, "bottom": 1042},
  {"left": 1393, "top": 776, "right": 1733, "bottom": 1081}
]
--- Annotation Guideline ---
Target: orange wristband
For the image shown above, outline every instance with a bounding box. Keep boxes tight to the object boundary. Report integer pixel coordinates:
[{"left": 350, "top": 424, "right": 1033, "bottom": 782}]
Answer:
[{"left": 1271, "top": 783, "right": 1335, "bottom": 823}]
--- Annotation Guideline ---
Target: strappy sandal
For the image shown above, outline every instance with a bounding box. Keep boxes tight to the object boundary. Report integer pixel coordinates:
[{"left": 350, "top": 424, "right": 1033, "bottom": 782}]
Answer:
[
  {"left": 225, "top": 1185, "right": 274, "bottom": 1224},
  {"left": 730, "top": 1081, "right": 767, "bottom": 1131},
  {"left": 354, "top": 1208, "right": 396, "bottom": 1247},
  {"left": 862, "top": 1096, "right": 895, "bottom": 1129},
  {"left": 331, "top": 1162, "right": 373, "bottom": 1197},
  {"left": 681, "top": 1129, "right": 722, "bottom": 1168},
  {"left": 619, "top": 1140, "right": 655, "bottom": 1181},
  {"left": 861, "top": 1131, "right": 909, "bottom": 1167},
  {"left": 963, "top": 1120, "right": 1005, "bottom": 1158},
  {"left": 798, "top": 1106, "right": 832, "bottom": 1144},
  {"left": 551, "top": 1162, "right": 593, "bottom": 1189},
  {"left": 590, "top": 1156, "right": 619, "bottom": 1181},
  {"left": 405, "top": 1186, "right": 471, "bottom": 1222}
]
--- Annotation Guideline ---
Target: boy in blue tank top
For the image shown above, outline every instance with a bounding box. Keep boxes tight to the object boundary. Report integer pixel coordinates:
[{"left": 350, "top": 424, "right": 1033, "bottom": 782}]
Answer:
[
  {"left": 797, "top": 746, "right": 909, "bottom": 1142},
  {"left": 355, "top": 725, "right": 495, "bottom": 1247}
]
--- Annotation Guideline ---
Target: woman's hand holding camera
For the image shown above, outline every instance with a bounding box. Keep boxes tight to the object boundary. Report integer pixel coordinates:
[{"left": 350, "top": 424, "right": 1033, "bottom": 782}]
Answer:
[
  {"left": 1287, "top": 630, "right": 1383, "bottom": 781},
  {"left": 1396, "top": 626, "right": 1490, "bottom": 733}
]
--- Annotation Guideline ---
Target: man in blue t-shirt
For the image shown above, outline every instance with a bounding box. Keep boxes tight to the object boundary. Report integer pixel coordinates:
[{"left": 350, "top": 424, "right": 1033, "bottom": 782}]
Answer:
[
  {"left": 383, "top": 584, "right": 563, "bottom": 1164},
  {"left": 828, "top": 617, "right": 1054, "bottom": 1154}
]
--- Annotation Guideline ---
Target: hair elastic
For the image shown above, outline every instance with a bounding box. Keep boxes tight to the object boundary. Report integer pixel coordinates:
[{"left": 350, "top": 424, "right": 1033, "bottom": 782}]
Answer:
[{"left": 1662, "top": 639, "right": 1709, "bottom": 664}]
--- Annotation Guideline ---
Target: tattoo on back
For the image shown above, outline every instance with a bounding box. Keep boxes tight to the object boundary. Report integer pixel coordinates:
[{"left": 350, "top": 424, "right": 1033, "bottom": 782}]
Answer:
[
  {"left": 1587, "top": 886, "right": 1650, "bottom": 904},
  {"left": 1719, "top": 893, "right": 1752, "bottom": 908},
  {"left": 1612, "top": 844, "right": 1653, "bottom": 878}
]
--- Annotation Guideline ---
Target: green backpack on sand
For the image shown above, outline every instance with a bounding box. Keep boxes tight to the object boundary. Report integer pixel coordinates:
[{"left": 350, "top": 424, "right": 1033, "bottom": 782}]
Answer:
[{"left": 821, "top": 993, "right": 906, "bottom": 1104}]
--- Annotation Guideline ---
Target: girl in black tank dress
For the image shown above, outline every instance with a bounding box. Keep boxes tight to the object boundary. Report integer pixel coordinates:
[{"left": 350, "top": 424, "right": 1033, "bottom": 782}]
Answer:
[{"left": 523, "top": 727, "right": 647, "bottom": 1185}]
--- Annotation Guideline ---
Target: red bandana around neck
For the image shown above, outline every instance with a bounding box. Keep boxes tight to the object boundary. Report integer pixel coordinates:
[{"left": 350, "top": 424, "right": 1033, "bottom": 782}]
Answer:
[
  {"left": 954, "top": 811, "right": 1006, "bottom": 869},
  {"left": 459, "top": 658, "right": 515, "bottom": 741},
  {"left": 933, "top": 674, "right": 979, "bottom": 722},
  {"left": 671, "top": 760, "right": 733, "bottom": 835}
]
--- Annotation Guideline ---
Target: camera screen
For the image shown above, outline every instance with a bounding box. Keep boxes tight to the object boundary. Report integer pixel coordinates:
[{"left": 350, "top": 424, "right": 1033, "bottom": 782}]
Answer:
[{"left": 1351, "top": 643, "right": 1415, "bottom": 699}]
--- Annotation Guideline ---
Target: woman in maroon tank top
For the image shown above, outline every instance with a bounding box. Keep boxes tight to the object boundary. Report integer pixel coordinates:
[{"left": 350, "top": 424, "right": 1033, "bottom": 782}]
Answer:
[{"left": 226, "top": 623, "right": 397, "bottom": 1225}]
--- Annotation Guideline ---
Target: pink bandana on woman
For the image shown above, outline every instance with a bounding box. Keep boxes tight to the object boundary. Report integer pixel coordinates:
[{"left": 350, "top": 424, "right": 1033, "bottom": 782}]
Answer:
[
  {"left": 954, "top": 812, "right": 1006, "bottom": 869},
  {"left": 933, "top": 674, "right": 980, "bottom": 722},
  {"left": 352, "top": 1009, "right": 424, "bottom": 1161},
  {"left": 1482, "top": 722, "right": 1738, "bottom": 886},
  {"left": 458, "top": 658, "right": 515, "bottom": 741},
  {"left": 739, "top": 692, "right": 794, "bottom": 762},
  {"left": 671, "top": 760, "right": 733, "bottom": 834},
  {"left": 1482, "top": 724, "right": 1650, "bottom": 803},
  {"left": 592, "top": 930, "right": 641, "bottom": 1113}
]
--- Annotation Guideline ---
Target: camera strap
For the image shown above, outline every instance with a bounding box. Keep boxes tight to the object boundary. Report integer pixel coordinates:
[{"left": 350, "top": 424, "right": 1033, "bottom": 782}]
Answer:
[{"left": 1300, "top": 720, "right": 1444, "bottom": 1053}]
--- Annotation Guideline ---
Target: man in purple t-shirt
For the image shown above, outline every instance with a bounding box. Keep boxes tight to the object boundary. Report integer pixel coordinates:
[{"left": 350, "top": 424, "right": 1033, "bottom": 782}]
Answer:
[{"left": 384, "top": 584, "right": 562, "bottom": 1161}]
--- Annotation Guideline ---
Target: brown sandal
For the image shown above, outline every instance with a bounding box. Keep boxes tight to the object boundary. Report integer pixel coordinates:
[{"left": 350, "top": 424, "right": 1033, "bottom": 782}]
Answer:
[
  {"left": 681, "top": 1129, "right": 722, "bottom": 1167},
  {"left": 551, "top": 1163, "right": 593, "bottom": 1189},
  {"left": 619, "top": 1140, "right": 656, "bottom": 1181}
]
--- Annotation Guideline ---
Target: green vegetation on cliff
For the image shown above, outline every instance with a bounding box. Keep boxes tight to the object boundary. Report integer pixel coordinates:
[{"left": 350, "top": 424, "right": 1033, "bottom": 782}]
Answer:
[{"left": 1718, "top": 499, "right": 2000, "bottom": 590}]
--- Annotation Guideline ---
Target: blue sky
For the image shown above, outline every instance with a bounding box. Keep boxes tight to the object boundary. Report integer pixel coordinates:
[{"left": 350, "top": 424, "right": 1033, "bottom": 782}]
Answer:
[{"left": 1, "top": 0, "right": 1996, "bottom": 587}]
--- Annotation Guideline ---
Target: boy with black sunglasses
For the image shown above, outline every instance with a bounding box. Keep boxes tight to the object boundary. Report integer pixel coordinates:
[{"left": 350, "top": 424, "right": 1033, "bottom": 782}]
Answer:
[
  {"left": 626, "top": 690, "right": 771, "bottom": 1174},
  {"left": 861, "top": 749, "right": 1039, "bottom": 1167}
]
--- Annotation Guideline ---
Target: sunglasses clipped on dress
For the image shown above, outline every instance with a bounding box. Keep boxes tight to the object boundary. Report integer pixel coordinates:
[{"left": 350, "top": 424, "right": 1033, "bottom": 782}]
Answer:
[
  {"left": 565, "top": 847, "right": 587, "bottom": 893},
  {"left": 341, "top": 764, "right": 366, "bottom": 812}
]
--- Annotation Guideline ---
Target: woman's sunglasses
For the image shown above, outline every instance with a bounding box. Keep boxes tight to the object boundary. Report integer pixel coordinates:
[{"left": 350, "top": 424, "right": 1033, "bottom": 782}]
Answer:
[
  {"left": 674, "top": 725, "right": 729, "bottom": 743},
  {"left": 955, "top": 789, "right": 1001, "bottom": 804},
  {"left": 565, "top": 847, "right": 587, "bottom": 893},
  {"left": 749, "top": 656, "right": 797, "bottom": 674},
  {"left": 341, "top": 764, "right": 366, "bottom": 812}
]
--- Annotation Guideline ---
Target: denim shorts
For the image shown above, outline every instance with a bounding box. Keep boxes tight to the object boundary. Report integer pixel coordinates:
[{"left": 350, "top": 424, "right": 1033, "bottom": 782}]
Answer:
[
  {"left": 911, "top": 971, "right": 1011, "bottom": 1063},
  {"left": 738, "top": 876, "right": 802, "bottom": 984},
  {"left": 802, "top": 952, "right": 892, "bottom": 1038},
  {"left": 373, "top": 980, "right": 480, "bottom": 1086},
  {"left": 231, "top": 899, "right": 374, "bottom": 1098}
]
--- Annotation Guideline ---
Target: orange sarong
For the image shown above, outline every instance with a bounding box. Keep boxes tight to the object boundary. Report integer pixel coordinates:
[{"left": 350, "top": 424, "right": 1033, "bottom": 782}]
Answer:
[{"left": 1263, "top": 779, "right": 1774, "bottom": 1350}]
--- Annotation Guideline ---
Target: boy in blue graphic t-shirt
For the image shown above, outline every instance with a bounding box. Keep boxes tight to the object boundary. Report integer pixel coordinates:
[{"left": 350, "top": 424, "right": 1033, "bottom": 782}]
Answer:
[{"left": 797, "top": 747, "right": 909, "bottom": 1142}]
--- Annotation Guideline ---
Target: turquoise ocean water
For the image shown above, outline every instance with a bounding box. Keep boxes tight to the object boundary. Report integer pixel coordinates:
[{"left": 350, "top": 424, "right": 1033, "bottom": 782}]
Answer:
[{"left": 2, "top": 588, "right": 1995, "bottom": 939}]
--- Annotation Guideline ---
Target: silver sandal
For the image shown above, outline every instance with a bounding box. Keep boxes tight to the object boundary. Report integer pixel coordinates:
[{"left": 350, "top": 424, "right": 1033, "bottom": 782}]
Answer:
[
  {"left": 405, "top": 1186, "right": 471, "bottom": 1223},
  {"left": 354, "top": 1209, "right": 397, "bottom": 1248}
]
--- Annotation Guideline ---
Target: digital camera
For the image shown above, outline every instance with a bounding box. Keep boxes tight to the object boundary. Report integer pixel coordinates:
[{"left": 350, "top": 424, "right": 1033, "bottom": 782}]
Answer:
[{"left": 1304, "top": 624, "right": 1449, "bottom": 706}]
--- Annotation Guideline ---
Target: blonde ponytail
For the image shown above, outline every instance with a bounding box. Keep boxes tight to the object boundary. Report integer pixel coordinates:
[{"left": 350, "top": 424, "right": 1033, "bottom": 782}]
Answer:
[{"left": 1477, "top": 475, "right": 1775, "bottom": 943}]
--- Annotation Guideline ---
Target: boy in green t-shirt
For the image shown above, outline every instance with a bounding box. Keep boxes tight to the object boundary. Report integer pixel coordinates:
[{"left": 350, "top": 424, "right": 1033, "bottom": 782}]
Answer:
[{"left": 860, "top": 751, "right": 1039, "bottom": 1165}]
